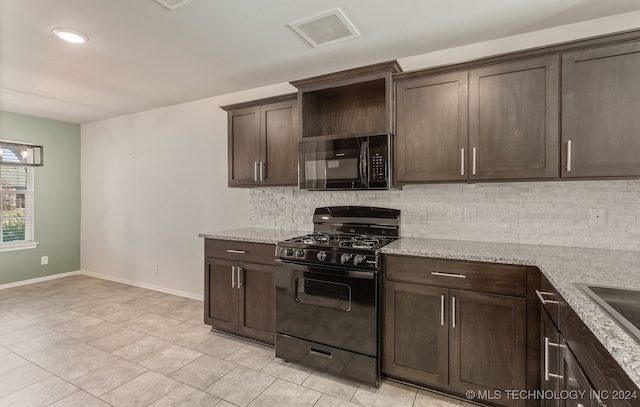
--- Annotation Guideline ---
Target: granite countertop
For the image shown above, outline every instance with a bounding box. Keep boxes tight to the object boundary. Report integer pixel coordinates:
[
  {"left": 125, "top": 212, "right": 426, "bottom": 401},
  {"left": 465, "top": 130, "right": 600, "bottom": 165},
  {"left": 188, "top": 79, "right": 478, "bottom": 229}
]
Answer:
[
  {"left": 382, "top": 238, "right": 640, "bottom": 389},
  {"left": 198, "top": 228, "right": 308, "bottom": 245},
  {"left": 199, "top": 228, "right": 640, "bottom": 388}
]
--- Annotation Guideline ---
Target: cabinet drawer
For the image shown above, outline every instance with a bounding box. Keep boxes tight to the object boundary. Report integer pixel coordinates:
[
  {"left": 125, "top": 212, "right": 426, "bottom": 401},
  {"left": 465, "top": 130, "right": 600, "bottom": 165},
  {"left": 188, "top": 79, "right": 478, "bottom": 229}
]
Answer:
[
  {"left": 384, "top": 255, "right": 527, "bottom": 297},
  {"left": 537, "top": 273, "right": 560, "bottom": 327},
  {"left": 205, "top": 239, "right": 275, "bottom": 265}
]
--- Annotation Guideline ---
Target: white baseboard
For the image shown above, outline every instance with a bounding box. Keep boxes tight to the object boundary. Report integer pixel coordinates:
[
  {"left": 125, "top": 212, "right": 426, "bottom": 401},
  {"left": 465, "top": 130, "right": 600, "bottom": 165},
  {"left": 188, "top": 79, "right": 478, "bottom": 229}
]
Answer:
[
  {"left": 0, "top": 269, "right": 203, "bottom": 302},
  {"left": 0, "top": 270, "right": 82, "bottom": 290},
  {"left": 80, "top": 270, "right": 204, "bottom": 301}
]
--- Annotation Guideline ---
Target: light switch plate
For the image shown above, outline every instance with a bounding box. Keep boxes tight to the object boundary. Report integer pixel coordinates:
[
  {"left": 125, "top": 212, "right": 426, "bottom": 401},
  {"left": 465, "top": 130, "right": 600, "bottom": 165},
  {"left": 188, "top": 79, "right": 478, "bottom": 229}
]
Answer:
[{"left": 41, "top": 256, "right": 48, "bottom": 265}]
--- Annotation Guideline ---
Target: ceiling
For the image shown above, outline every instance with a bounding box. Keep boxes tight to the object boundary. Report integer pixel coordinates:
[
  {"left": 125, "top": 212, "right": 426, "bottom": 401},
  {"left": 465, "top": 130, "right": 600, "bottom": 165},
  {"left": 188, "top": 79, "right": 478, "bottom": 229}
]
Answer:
[{"left": 1, "top": 0, "right": 640, "bottom": 124}]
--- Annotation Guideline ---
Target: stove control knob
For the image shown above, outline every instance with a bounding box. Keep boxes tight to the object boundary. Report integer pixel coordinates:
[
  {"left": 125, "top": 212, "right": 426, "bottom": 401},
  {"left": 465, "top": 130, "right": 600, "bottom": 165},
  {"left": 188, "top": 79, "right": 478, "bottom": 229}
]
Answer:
[
  {"left": 317, "top": 251, "right": 326, "bottom": 261},
  {"left": 340, "top": 253, "right": 352, "bottom": 264},
  {"left": 296, "top": 249, "right": 305, "bottom": 258},
  {"left": 353, "top": 254, "right": 365, "bottom": 266},
  {"left": 285, "top": 248, "right": 294, "bottom": 257}
]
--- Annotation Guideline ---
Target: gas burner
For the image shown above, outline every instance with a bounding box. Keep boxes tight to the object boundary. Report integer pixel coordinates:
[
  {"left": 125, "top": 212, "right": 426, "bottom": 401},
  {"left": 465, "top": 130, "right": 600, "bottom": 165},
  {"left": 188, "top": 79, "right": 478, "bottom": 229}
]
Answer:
[
  {"left": 294, "top": 232, "right": 340, "bottom": 245},
  {"left": 338, "top": 235, "right": 390, "bottom": 250}
]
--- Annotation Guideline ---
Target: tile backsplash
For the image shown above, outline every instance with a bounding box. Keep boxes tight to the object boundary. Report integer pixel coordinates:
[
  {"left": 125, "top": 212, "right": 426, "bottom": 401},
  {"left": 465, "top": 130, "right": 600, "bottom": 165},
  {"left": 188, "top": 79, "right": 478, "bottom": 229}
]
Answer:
[{"left": 249, "top": 180, "right": 640, "bottom": 251}]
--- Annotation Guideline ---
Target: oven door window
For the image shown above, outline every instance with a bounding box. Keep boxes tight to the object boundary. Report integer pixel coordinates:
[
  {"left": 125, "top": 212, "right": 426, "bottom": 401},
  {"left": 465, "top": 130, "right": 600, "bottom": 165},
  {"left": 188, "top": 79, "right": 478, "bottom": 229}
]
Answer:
[{"left": 295, "top": 278, "right": 351, "bottom": 312}]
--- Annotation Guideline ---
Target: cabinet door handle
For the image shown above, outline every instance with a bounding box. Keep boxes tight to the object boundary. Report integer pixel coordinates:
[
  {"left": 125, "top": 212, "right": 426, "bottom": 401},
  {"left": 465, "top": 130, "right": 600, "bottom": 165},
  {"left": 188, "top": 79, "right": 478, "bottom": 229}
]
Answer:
[
  {"left": 544, "top": 337, "right": 564, "bottom": 381},
  {"left": 237, "top": 266, "right": 242, "bottom": 288},
  {"left": 254, "top": 161, "right": 258, "bottom": 182},
  {"left": 226, "top": 249, "right": 246, "bottom": 254},
  {"left": 452, "top": 296, "right": 456, "bottom": 328},
  {"left": 259, "top": 161, "right": 264, "bottom": 181},
  {"left": 566, "top": 140, "right": 572, "bottom": 172},
  {"left": 440, "top": 294, "right": 445, "bottom": 326},
  {"left": 231, "top": 266, "right": 236, "bottom": 288},
  {"left": 431, "top": 271, "right": 466, "bottom": 279},
  {"left": 472, "top": 147, "right": 477, "bottom": 175},
  {"left": 535, "top": 290, "right": 559, "bottom": 305},
  {"left": 460, "top": 148, "right": 465, "bottom": 176},
  {"left": 544, "top": 337, "right": 551, "bottom": 381}
]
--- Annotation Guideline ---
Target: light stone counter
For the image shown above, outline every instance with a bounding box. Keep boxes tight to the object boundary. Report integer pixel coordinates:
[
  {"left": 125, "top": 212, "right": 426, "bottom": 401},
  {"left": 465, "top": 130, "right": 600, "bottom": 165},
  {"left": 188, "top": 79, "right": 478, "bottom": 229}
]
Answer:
[
  {"left": 381, "top": 238, "right": 640, "bottom": 389},
  {"left": 199, "top": 228, "right": 308, "bottom": 245}
]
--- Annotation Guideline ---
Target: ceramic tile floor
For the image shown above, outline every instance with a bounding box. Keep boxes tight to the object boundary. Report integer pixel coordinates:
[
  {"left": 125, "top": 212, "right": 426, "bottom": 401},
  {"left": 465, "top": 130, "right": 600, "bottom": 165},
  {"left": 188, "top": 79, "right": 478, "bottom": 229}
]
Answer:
[{"left": 0, "top": 275, "right": 476, "bottom": 407}]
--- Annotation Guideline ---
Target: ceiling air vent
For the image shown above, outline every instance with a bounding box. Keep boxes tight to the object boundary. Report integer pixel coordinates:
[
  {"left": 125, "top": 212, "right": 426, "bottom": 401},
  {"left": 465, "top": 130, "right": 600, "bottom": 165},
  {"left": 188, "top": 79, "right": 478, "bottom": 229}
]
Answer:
[
  {"left": 155, "top": 0, "right": 195, "bottom": 10},
  {"left": 289, "top": 8, "right": 360, "bottom": 48}
]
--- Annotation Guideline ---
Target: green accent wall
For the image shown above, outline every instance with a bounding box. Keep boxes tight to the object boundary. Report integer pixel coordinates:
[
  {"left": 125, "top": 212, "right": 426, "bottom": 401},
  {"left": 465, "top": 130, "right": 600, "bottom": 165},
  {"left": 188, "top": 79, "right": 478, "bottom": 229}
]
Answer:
[{"left": 0, "top": 111, "right": 81, "bottom": 285}]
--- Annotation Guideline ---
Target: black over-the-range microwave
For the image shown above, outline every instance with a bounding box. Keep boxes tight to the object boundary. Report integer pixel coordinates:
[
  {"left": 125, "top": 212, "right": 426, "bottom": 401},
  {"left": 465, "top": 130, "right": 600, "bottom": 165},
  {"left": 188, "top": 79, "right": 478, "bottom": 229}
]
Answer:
[{"left": 298, "top": 134, "right": 393, "bottom": 190}]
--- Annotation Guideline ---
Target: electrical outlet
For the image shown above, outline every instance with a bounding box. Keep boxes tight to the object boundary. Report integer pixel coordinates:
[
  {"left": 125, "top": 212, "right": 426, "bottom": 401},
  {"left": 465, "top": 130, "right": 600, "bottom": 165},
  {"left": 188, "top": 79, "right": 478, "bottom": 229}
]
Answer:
[
  {"left": 464, "top": 206, "right": 477, "bottom": 222},
  {"left": 590, "top": 209, "right": 606, "bottom": 227},
  {"left": 41, "top": 256, "right": 48, "bottom": 265},
  {"left": 153, "top": 263, "right": 159, "bottom": 273}
]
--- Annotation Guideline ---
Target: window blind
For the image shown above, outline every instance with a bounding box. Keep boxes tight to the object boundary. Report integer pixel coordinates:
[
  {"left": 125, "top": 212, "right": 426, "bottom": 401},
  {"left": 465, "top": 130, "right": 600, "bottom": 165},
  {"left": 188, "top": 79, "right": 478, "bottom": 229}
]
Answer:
[{"left": 0, "top": 155, "right": 35, "bottom": 245}]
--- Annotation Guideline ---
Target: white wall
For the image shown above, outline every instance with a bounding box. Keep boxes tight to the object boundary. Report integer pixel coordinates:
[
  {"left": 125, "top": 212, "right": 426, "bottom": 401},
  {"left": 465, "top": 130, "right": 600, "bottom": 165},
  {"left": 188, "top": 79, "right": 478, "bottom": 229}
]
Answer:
[
  {"left": 81, "top": 83, "right": 295, "bottom": 298},
  {"left": 400, "top": 10, "right": 640, "bottom": 71}
]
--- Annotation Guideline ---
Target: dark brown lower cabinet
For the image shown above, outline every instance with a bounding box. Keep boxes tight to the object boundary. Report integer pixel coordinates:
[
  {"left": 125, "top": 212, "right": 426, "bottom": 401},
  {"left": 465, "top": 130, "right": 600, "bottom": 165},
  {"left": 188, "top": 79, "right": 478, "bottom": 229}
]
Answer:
[
  {"left": 449, "top": 290, "right": 527, "bottom": 403},
  {"left": 206, "top": 258, "right": 240, "bottom": 332},
  {"left": 384, "top": 276, "right": 527, "bottom": 407},
  {"left": 204, "top": 239, "right": 275, "bottom": 344},
  {"left": 383, "top": 281, "right": 449, "bottom": 387},
  {"left": 239, "top": 262, "right": 274, "bottom": 341}
]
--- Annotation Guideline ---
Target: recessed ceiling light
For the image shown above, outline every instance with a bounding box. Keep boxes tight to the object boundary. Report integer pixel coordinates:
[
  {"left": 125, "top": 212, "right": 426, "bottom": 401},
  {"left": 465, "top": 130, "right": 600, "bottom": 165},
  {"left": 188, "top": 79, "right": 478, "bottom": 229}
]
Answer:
[{"left": 52, "top": 28, "right": 89, "bottom": 44}]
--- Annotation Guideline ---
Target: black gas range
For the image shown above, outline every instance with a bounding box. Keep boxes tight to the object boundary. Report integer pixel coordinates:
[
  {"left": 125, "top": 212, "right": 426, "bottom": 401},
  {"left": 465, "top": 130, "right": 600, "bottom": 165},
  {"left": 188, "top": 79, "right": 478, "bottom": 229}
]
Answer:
[{"left": 274, "top": 206, "right": 400, "bottom": 386}]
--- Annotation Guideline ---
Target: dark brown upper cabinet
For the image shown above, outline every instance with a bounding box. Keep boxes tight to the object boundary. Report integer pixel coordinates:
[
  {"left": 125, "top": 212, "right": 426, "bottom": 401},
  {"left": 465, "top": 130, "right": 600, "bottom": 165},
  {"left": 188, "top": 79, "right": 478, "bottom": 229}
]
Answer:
[
  {"left": 291, "top": 61, "right": 401, "bottom": 140},
  {"left": 222, "top": 94, "right": 298, "bottom": 187},
  {"left": 395, "top": 72, "right": 469, "bottom": 183},
  {"left": 469, "top": 56, "right": 560, "bottom": 181},
  {"left": 562, "top": 40, "right": 640, "bottom": 178}
]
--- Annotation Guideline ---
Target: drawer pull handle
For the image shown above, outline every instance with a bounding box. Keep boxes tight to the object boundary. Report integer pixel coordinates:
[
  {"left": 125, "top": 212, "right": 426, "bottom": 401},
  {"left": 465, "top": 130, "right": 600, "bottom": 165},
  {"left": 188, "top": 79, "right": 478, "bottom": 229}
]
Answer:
[
  {"left": 226, "top": 249, "right": 246, "bottom": 254},
  {"left": 309, "top": 347, "right": 332, "bottom": 359},
  {"left": 431, "top": 271, "right": 466, "bottom": 279},
  {"left": 535, "top": 290, "right": 559, "bottom": 305}
]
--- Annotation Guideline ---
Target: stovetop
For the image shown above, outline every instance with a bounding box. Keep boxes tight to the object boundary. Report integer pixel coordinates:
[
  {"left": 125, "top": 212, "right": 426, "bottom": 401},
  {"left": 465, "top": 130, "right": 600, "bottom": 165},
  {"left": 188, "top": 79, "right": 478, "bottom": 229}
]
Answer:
[
  {"left": 285, "top": 232, "right": 395, "bottom": 251},
  {"left": 276, "top": 206, "right": 400, "bottom": 271},
  {"left": 277, "top": 232, "right": 396, "bottom": 270}
]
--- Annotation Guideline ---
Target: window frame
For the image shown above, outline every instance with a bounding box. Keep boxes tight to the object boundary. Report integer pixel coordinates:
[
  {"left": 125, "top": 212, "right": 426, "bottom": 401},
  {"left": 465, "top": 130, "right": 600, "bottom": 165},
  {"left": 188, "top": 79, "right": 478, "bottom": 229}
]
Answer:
[{"left": 0, "top": 149, "right": 38, "bottom": 252}]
